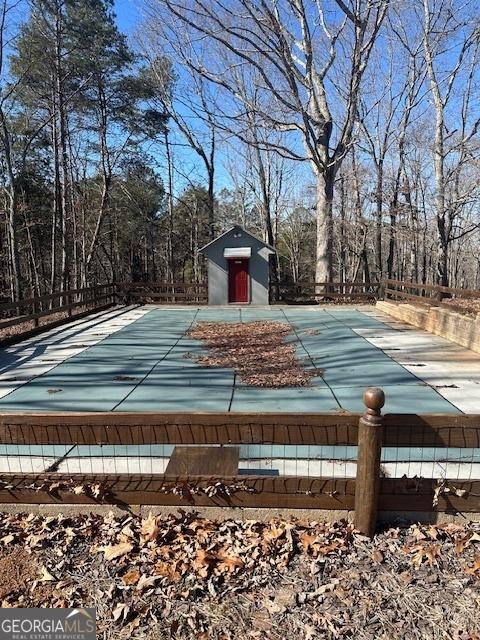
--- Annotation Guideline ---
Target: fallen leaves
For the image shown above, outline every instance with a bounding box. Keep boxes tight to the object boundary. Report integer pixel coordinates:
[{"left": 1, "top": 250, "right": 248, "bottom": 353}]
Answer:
[
  {"left": 187, "top": 321, "right": 322, "bottom": 387},
  {"left": 0, "top": 478, "right": 114, "bottom": 502},
  {"left": 0, "top": 548, "right": 39, "bottom": 599},
  {"left": 102, "top": 542, "right": 134, "bottom": 561},
  {"left": 122, "top": 569, "right": 140, "bottom": 586},
  {"left": 405, "top": 543, "right": 442, "bottom": 568},
  {"left": 433, "top": 480, "right": 469, "bottom": 507},
  {"left": 465, "top": 556, "right": 480, "bottom": 576},
  {"left": 0, "top": 513, "right": 478, "bottom": 638},
  {"left": 140, "top": 512, "right": 159, "bottom": 544},
  {"left": 442, "top": 298, "right": 480, "bottom": 317}
]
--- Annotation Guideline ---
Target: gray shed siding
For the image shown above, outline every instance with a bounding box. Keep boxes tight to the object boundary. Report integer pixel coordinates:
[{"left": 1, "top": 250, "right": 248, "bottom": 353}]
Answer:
[{"left": 201, "top": 227, "right": 274, "bottom": 305}]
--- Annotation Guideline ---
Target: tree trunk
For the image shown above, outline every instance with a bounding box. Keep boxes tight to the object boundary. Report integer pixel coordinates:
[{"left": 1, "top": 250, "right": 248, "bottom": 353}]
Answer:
[
  {"left": 339, "top": 174, "right": 347, "bottom": 292},
  {"left": 0, "top": 109, "right": 21, "bottom": 301},
  {"left": 6, "top": 190, "right": 20, "bottom": 301},
  {"left": 375, "top": 162, "right": 383, "bottom": 279},
  {"left": 50, "top": 106, "right": 59, "bottom": 299},
  {"left": 54, "top": 4, "right": 69, "bottom": 295},
  {"left": 315, "top": 168, "right": 334, "bottom": 290},
  {"left": 207, "top": 128, "right": 215, "bottom": 240},
  {"left": 164, "top": 130, "right": 175, "bottom": 283}
]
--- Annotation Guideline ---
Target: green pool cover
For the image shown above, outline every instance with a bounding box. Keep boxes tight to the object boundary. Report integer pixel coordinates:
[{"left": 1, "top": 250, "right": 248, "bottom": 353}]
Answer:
[{"left": 0, "top": 306, "right": 459, "bottom": 414}]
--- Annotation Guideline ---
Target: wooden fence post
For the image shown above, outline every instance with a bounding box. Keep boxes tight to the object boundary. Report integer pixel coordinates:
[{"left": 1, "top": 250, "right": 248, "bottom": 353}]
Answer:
[
  {"left": 379, "top": 281, "right": 386, "bottom": 301},
  {"left": 354, "top": 387, "right": 385, "bottom": 537},
  {"left": 32, "top": 298, "right": 39, "bottom": 328}
]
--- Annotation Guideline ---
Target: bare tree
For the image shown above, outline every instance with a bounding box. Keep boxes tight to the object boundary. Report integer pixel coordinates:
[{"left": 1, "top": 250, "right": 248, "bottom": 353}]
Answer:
[
  {"left": 146, "top": 0, "right": 389, "bottom": 291},
  {"left": 141, "top": 48, "right": 218, "bottom": 239},
  {"left": 420, "top": 0, "right": 480, "bottom": 287},
  {"left": 0, "top": 0, "right": 22, "bottom": 300}
]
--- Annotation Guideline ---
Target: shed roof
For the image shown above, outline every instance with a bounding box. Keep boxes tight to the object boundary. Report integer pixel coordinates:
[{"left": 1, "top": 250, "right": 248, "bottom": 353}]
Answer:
[{"left": 199, "top": 225, "right": 276, "bottom": 254}]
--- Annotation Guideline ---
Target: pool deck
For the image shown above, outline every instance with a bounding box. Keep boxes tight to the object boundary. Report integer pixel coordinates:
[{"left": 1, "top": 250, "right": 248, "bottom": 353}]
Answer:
[{"left": 0, "top": 303, "right": 479, "bottom": 414}]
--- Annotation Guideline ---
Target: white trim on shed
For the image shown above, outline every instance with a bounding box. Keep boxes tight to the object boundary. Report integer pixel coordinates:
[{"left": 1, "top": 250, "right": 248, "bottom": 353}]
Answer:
[{"left": 223, "top": 247, "right": 252, "bottom": 258}]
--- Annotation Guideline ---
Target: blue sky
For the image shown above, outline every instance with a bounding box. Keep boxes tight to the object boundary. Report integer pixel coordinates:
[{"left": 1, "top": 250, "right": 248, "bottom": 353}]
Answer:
[
  {"left": 114, "top": 0, "right": 139, "bottom": 36},
  {"left": 112, "top": 0, "right": 246, "bottom": 194},
  {"left": 112, "top": 0, "right": 312, "bottom": 203}
]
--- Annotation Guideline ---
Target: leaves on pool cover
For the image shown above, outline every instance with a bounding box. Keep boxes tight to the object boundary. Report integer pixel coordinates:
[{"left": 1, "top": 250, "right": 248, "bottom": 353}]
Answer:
[{"left": 188, "top": 321, "right": 322, "bottom": 387}]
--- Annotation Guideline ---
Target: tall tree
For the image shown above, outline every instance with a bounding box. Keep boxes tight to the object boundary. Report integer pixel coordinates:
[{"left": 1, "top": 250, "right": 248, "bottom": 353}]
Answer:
[
  {"left": 420, "top": 0, "right": 480, "bottom": 287},
  {"left": 148, "top": 0, "right": 389, "bottom": 290},
  {"left": 0, "top": 0, "right": 23, "bottom": 300}
]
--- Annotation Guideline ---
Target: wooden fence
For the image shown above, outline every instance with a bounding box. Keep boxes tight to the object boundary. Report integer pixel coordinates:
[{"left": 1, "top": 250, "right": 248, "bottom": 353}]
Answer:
[
  {"left": 383, "top": 278, "right": 480, "bottom": 311},
  {"left": 3, "top": 277, "right": 477, "bottom": 341},
  {"left": 0, "top": 388, "right": 479, "bottom": 535},
  {"left": 0, "top": 283, "right": 117, "bottom": 345},
  {"left": 277, "top": 281, "right": 380, "bottom": 303},
  {"left": 119, "top": 281, "right": 207, "bottom": 305}
]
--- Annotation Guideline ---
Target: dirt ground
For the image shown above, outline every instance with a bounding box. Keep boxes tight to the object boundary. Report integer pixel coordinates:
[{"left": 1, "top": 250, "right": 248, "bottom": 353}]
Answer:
[{"left": 0, "top": 511, "right": 479, "bottom": 639}]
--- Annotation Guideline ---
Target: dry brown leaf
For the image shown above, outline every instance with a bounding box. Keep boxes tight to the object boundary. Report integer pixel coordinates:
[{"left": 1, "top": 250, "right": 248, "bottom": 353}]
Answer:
[
  {"left": 263, "top": 524, "right": 285, "bottom": 543},
  {"left": 215, "top": 551, "right": 244, "bottom": 574},
  {"left": 192, "top": 549, "right": 215, "bottom": 578},
  {"left": 298, "top": 532, "right": 318, "bottom": 553},
  {"left": 136, "top": 575, "right": 161, "bottom": 591},
  {"left": 372, "top": 549, "right": 384, "bottom": 564},
  {"left": 112, "top": 602, "right": 130, "bottom": 622},
  {"left": 122, "top": 569, "right": 140, "bottom": 586},
  {"left": 39, "top": 566, "right": 55, "bottom": 582},
  {"left": 409, "top": 543, "right": 441, "bottom": 568},
  {"left": 465, "top": 555, "right": 480, "bottom": 575},
  {"left": 155, "top": 561, "right": 182, "bottom": 581},
  {"left": 140, "top": 513, "right": 159, "bottom": 543},
  {"left": 102, "top": 542, "right": 133, "bottom": 561}
]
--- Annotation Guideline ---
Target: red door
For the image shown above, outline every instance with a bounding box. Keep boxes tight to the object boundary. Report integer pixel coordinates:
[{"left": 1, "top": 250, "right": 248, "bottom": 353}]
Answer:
[{"left": 228, "top": 259, "right": 249, "bottom": 303}]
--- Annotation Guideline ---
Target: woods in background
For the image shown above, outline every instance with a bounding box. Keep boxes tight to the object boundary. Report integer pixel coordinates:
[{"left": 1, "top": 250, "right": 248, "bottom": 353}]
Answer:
[{"left": 1, "top": 0, "right": 480, "bottom": 303}]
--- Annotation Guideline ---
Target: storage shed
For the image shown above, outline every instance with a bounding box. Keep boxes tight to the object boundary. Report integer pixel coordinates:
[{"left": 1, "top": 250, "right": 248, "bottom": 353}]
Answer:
[{"left": 199, "top": 225, "right": 276, "bottom": 305}]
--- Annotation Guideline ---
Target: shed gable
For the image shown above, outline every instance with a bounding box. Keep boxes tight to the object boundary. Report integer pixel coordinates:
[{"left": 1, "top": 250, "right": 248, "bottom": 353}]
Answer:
[{"left": 199, "top": 225, "right": 275, "bottom": 257}]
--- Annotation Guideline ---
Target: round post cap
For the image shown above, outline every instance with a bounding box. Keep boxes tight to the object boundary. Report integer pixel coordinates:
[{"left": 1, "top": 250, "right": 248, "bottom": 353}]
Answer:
[{"left": 363, "top": 387, "right": 385, "bottom": 413}]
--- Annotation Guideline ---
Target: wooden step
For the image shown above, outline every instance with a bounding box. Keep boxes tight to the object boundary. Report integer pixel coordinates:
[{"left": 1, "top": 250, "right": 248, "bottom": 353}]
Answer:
[{"left": 165, "top": 446, "right": 240, "bottom": 476}]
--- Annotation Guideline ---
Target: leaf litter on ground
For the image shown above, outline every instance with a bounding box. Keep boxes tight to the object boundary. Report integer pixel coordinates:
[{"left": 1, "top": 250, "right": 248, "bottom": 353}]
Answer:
[{"left": 0, "top": 511, "right": 479, "bottom": 638}]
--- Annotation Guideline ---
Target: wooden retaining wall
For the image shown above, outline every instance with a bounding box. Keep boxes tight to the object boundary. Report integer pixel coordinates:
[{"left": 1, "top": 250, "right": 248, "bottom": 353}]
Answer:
[{"left": 377, "top": 300, "right": 480, "bottom": 354}]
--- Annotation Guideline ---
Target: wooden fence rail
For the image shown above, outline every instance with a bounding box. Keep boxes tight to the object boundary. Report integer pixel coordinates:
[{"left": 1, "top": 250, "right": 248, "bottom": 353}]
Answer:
[
  {"left": 119, "top": 282, "right": 208, "bottom": 305},
  {"left": 277, "top": 281, "right": 381, "bottom": 302},
  {"left": 383, "top": 278, "right": 480, "bottom": 311},
  {"left": 2, "top": 410, "right": 480, "bottom": 447},
  {"left": 2, "top": 278, "right": 477, "bottom": 329},
  {"left": 0, "top": 283, "right": 117, "bottom": 346},
  {"left": 1, "top": 388, "right": 480, "bottom": 533}
]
